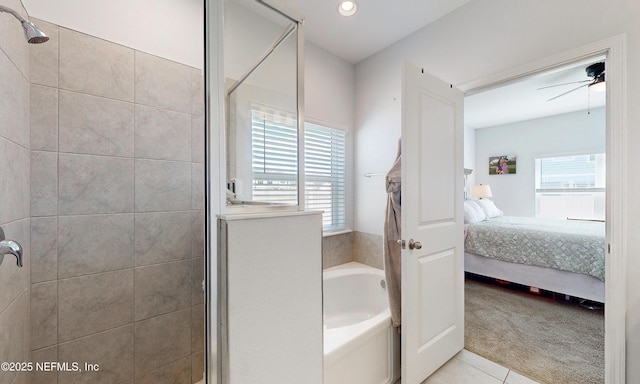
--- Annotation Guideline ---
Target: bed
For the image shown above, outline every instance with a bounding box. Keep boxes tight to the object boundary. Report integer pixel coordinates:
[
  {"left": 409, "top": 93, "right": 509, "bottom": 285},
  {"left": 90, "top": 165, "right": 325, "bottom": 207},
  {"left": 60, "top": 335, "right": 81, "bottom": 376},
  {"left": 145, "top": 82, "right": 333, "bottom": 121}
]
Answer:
[{"left": 463, "top": 199, "right": 606, "bottom": 303}]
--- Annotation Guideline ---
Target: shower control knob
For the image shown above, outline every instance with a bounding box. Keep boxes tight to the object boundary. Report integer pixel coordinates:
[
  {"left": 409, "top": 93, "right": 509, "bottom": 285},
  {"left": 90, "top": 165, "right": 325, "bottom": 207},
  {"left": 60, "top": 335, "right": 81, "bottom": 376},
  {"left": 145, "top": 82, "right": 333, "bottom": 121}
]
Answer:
[{"left": 408, "top": 239, "right": 422, "bottom": 250}]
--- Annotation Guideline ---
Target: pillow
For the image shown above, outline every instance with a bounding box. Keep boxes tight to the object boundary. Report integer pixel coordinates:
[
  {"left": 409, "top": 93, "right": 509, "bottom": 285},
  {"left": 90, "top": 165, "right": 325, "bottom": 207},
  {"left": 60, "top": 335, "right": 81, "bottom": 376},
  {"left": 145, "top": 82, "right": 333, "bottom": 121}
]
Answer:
[
  {"left": 475, "top": 199, "right": 503, "bottom": 218},
  {"left": 464, "top": 200, "right": 487, "bottom": 224}
]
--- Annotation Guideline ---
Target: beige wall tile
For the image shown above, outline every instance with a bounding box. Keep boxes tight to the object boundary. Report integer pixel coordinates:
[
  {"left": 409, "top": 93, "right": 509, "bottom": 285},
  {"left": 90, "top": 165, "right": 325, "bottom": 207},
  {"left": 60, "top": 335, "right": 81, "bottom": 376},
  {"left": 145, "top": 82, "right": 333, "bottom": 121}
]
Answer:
[
  {"left": 31, "top": 346, "right": 57, "bottom": 384},
  {"left": 134, "top": 309, "right": 191, "bottom": 375},
  {"left": 134, "top": 260, "right": 191, "bottom": 321},
  {"left": 0, "top": 219, "right": 30, "bottom": 315},
  {"left": 191, "top": 114, "right": 205, "bottom": 164},
  {"left": 0, "top": 289, "right": 29, "bottom": 384},
  {"left": 134, "top": 211, "right": 192, "bottom": 266},
  {"left": 134, "top": 51, "right": 192, "bottom": 113},
  {"left": 31, "top": 151, "right": 58, "bottom": 216},
  {"left": 59, "top": 90, "right": 134, "bottom": 157},
  {"left": 191, "top": 68, "right": 204, "bottom": 117},
  {"left": 58, "top": 270, "right": 134, "bottom": 342},
  {"left": 134, "top": 105, "right": 191, "bottom": 161},
  {"left": 191, "top": 211, "right": 204, "bottom": 260},
  {"left": 354, "top": 231, "right": 384, "bottom": 269},
  {"left": 30, "top": 84, "right": 58, "bottom": 151},
  {"left": 191, "top": 256, "right": 204, "bottom": 306},
  {"left": 0, "top": 138, "right": 29, "bottom": 224},
  {"left": 191, "top": 305, "right": 204, "bottom": 354},
  {"left": 31, "top": 281, "right": 57, "bottom": 350},
  {"left": 191, "top": 352, "right": 204, "bottom": 384},
  {"left": 58, "top": 325, "right": 134, "bottom": 384},
  {"left": 134, "top": 357, "right": 191, "bottom": 384},
  {"left": 29, "top": 18, "right": 59, "bottom": 88},
  {"left": 0, "top": 0, "right": 30, "bottom": 78},
  {"left": 0, "top": 53, "right": 30, "bottom": 147},
  {"left": 59, "top": 154, "right": 134, "bottom": 215},
  {"left": 134, "top": 159, "right": 190, "bottom": 212},
  {"left": 191, "top": 163, "right": 205, "bottom": 210},
  {"left": 30, "top": 217, "right": 57, "bottom": 283},
  {"left": 59, "top": 28, "right": 134, "bottom": 101},
  {"left": 58, "top": 214, "right": 134, "bottom": 278}
]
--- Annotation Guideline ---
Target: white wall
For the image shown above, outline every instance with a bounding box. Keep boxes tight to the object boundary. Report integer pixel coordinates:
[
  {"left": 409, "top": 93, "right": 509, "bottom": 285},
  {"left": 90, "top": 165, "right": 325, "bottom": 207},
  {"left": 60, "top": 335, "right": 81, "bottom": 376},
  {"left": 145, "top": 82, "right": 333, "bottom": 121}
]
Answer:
[
  {"left": 353, "top": 0, "right": 640, "bottom": 379},
  {"left": 23, "top": 0, "right": 204, "bottom": 68},
  {"left": 473, "top": 107, "right": 605, "bottom": 217}
]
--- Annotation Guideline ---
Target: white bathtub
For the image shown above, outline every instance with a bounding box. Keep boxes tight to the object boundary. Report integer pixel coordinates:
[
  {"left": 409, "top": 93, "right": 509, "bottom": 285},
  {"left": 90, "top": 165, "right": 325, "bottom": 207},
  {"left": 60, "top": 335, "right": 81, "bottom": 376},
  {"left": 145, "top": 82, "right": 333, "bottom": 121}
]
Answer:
[{"left": 323, "top": 262, "right": 400, "bottom": 384}]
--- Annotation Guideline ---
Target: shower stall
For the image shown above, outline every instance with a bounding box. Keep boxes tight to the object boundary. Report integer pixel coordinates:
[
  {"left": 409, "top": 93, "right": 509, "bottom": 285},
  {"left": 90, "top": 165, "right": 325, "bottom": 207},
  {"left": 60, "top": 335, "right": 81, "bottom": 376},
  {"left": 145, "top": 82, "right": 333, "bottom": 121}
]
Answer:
[{"left": 0, "top": 1, "right": 206, "bottom": 383}]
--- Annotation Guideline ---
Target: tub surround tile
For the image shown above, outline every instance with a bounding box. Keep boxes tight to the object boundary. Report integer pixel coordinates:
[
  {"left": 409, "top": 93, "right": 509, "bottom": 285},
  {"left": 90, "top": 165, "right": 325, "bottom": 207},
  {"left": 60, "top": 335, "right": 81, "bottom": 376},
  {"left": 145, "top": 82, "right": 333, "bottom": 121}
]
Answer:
[
  {"left": 58, "top": 325, "right": 134, "bottom": 384},
  {"left": 354, "top": 231, "right": 384, "bottom": 270},
  {"left": 134, "top": 51, "right": 192, "bottom": 114},
  {"left": 31, "top": 281, "right": 58, "bottom": 350},
  {"left": 30, "top": 217, "right": 58, "bottom": 283},
  {"left": 30, "top": 151, "right": 58, "bottom": 216},
  {"left": 134, "top": 260, "right": 192, "bottom": 321},
  {"left": 59, "top": 154, "right": 134, "bottom": 215},
  {"left": 134, "top": 211, "right": 192, "bottom": 266},
  {"left": 58, "top": 214, "right": 134, "bottom": 278},
  {"left": 30, "top": 84, "right": 58, "bottom": 151},
  {"left": 0, "top": 138, "right": 30, "bottom": 225},
  {"left": 59, "top": 28, "right": 134, "bottom": 102},
  {"left": 134, "top": 357, "right": 191, "bottom": 384},
  {"left": 29, "top": 18, "right": 59, "bottom": 88},
  {"left": 134, "top": 309, "right": 191, "bottom": 375},
  {"left": 59, "top": 90, "right": 135, "bottom": 157},
  {"left": 58, "top": 270, "right": 134, "bottom": 342},
  {"left": 134, "top": 159, "right": 191, "bottom": 212},
  {"left": 134, "top": 105, "right": 191, "bottom": 161},
  {"left": 322, "top": 232, "right": 354, "bottom": 269}
]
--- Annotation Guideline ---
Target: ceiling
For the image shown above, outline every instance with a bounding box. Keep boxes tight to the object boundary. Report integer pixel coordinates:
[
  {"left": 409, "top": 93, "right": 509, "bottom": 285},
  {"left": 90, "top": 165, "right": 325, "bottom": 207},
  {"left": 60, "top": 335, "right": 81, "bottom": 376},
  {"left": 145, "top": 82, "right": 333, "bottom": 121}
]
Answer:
[
  {"left": 231, "top": 0, "right": 606, "bottom": 128},
  {"left": 237, "top": 0, "right": 472, "bottom": 64},
  {"left": 465, "top": 57, "right": 606, "bottom": 129}
]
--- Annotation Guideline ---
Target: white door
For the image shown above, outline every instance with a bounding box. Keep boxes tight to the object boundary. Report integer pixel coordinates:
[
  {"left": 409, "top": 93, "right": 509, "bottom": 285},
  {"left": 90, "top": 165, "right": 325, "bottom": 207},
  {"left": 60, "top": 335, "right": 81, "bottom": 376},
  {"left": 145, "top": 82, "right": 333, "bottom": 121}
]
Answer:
[{"left": 401, "top": 62, "right": 465, "bottom": 383}]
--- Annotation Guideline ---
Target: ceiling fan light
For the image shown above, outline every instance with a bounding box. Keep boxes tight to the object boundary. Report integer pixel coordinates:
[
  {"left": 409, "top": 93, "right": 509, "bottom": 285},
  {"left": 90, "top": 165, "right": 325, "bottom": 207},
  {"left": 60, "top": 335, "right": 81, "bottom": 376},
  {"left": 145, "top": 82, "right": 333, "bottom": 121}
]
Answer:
[
  {"left": 589, "top": 78, "right": 606, "bottom": 93},
  {"left": 338, "top": 0, "right": 358, "bottom": 16}
]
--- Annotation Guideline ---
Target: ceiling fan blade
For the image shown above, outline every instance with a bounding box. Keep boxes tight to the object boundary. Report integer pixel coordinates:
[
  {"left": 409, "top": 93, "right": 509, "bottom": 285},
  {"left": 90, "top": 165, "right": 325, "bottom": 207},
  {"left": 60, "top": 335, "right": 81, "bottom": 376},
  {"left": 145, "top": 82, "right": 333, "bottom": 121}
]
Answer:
[
  {"left": 537, "top": 79, "right": 592, "bottom": 90},
  {"left": 547, "top": 83, "right": 590, "bottom": 101}
]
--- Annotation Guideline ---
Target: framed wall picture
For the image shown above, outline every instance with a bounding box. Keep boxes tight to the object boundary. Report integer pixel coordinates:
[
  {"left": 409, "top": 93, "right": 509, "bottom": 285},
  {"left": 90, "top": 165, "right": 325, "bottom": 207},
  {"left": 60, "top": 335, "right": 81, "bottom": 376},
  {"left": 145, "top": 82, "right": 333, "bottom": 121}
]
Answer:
[{"left": 489, "top": 155, "right": 516, "bottom": 175}]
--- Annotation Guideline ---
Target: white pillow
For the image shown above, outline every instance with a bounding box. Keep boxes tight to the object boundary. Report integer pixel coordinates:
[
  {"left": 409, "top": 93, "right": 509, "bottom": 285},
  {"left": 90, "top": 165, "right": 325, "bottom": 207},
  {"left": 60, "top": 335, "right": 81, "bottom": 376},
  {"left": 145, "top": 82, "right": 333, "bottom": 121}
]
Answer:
[
  {"left": 475, "top": 199, "right": 503, "bottom": 218},
  {"left": 464, "top": 200, "right": 487, "bottom": 224}
]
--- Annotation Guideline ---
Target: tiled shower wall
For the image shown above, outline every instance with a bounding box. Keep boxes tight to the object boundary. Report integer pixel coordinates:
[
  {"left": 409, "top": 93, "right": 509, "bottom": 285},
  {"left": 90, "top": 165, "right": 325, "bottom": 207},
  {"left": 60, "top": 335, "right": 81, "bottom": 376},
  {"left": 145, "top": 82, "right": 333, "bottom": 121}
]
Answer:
[
  {"left": 0, "top": 1, "right": 32, "bottom": 384},
  {"left": 29, "top": 20, "right": 205, "bottom": 384}
]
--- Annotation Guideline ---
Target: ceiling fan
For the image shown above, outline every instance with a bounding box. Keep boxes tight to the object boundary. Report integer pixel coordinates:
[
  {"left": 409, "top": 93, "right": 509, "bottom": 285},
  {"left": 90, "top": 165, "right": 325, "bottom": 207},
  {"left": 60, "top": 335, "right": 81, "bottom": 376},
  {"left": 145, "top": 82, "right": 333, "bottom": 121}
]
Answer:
[{"left": 538, "top": 62, "right": 605, "bottom": 101}]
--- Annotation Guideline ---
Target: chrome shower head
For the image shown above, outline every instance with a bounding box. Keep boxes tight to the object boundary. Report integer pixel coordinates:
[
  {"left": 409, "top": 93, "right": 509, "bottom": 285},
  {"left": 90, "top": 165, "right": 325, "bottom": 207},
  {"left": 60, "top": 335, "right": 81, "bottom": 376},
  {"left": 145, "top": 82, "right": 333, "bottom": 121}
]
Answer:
[
  {"left": 21, "top": 19, "right": 49, "bottom": 44},
  {"left": 0, "top": 4, "right": 49, "bottom": 44}
]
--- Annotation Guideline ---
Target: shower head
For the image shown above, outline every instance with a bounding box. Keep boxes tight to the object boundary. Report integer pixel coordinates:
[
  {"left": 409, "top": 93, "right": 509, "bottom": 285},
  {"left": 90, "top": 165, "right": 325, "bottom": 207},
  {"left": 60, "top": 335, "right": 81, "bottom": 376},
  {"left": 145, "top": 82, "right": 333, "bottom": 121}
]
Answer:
[{"left": 0, "top": 4, "right": 49, "bottom": 44}]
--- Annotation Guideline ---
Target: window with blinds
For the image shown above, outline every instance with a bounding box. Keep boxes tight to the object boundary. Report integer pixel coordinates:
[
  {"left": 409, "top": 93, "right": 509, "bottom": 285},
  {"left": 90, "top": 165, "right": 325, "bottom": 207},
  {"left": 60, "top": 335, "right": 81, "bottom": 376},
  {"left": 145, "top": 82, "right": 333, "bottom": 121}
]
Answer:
[
  {"left": 251, "top": 108, "right": 299, "bottom": 204},
  {"left": 534, "top": 153, "right": 605, "bottom": 219},
  {"left": 305, "top": 123, "right": 346, "bottom": 231},
  {"left": 251, "top": 107, "right": 347, "bottom": 231}
]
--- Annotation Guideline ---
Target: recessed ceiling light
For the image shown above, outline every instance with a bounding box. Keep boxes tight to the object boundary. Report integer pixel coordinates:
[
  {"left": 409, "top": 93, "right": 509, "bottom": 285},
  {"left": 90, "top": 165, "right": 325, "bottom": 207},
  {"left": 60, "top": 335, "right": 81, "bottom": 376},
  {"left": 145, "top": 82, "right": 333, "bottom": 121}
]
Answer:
[{"left": 338, "top": 0, "right": 358, "bottom": 17}]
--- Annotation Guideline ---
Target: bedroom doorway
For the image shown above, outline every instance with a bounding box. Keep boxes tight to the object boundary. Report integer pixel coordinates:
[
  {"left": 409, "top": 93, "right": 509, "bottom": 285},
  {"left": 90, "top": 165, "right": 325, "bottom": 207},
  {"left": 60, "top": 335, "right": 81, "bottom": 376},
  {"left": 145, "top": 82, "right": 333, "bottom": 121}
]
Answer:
[{"left": 459, "top": 35, "right": 626, "bottom": 384}]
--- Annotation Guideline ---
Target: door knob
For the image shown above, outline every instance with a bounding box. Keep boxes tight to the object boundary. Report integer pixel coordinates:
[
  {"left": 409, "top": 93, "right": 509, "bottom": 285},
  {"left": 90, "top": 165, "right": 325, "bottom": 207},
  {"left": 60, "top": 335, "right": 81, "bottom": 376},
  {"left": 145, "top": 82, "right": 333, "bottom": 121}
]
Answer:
[{"left": 408, "top": 239, "right": 422, "bottom": 250}]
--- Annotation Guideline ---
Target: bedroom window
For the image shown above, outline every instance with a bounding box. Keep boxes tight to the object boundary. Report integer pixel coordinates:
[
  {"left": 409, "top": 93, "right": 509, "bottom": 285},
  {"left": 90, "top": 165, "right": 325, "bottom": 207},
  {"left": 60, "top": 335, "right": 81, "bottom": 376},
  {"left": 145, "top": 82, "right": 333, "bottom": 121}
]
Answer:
[
  {"left": 251, "top": 108, "right": 347, "bottom": 231},
  {"left": 535, "top": 153, "right": 605, "bottom": 220}
]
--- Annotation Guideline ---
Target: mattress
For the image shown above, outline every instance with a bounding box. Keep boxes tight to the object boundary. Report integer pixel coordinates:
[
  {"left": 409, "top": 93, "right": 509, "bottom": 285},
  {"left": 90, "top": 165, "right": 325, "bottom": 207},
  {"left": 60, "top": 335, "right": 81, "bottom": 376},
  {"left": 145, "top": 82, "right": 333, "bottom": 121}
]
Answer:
[{"left": 464, "top": 216, "right": 605, "bottom": 281}]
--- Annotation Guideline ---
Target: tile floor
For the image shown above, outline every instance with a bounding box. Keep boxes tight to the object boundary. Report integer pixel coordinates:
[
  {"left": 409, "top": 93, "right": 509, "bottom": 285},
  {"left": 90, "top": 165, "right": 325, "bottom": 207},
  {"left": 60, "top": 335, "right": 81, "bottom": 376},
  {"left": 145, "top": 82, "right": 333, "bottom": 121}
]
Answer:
[
  {"left": 199, "top": 349, "right": 537, "bottom": 384},
  {"left": 422, "top": 349, "right": 540, "bottom": 384}
]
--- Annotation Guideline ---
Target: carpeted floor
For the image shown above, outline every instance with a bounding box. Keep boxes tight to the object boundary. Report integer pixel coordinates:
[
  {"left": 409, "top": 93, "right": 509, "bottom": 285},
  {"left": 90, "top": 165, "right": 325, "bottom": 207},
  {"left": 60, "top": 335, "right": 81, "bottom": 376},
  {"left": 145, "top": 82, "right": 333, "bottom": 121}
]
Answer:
[{"left": 464, "top": 277, "right": 604, "bottom": 384}]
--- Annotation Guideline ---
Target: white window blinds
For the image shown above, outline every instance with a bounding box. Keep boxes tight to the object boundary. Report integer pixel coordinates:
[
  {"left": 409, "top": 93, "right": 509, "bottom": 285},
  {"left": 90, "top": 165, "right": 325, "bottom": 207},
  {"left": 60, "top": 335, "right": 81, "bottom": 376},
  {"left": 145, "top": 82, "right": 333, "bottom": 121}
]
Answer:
[
  {"left": 251, "top": 108, "right": 298, "bottom": 204},
  {"left": 251, "top": 107, "right": 347, "bottom": 231},
  {"left": 305, "top": 123, "right": 346, "bottom": 231}
]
